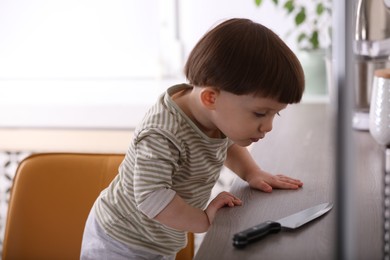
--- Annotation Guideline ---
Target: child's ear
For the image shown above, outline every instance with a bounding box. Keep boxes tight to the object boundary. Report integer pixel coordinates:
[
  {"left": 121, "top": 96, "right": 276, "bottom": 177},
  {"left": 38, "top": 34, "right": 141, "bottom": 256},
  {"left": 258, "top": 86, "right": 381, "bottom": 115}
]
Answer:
[{"left": 200, "top": 87, "right": 219, "bottom": 110}]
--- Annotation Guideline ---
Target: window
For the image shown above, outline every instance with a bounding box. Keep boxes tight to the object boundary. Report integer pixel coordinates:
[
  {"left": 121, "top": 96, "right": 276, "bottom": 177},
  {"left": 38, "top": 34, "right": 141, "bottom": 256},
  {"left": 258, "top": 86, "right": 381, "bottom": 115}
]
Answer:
[
  {"left": 0, "top": 0, "right": 290, "bottom": 129},
  {"left": 0, "top": 0, "right": 183, "bottom": 129}
]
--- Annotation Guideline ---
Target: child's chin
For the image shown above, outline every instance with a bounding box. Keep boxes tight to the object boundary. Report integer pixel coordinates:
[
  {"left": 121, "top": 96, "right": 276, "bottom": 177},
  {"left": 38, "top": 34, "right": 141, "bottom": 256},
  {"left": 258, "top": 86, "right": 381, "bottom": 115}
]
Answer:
[{"left": 234, "top": 140, "right": 252, "bottom": 147}]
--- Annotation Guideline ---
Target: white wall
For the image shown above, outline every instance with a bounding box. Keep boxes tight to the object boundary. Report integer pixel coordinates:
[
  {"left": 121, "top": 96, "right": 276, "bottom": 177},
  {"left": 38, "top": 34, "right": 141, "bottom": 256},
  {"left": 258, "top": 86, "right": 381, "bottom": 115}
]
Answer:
[{"left": 179, "top": 0, "right": 293, "bottom": 58}]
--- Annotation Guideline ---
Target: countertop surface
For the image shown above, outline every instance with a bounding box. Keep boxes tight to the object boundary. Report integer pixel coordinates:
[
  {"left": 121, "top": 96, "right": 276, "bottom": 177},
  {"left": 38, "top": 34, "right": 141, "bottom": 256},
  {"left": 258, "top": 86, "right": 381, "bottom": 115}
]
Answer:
[{"left": 195, "top": 103, "right": 383, "bottom": 260}]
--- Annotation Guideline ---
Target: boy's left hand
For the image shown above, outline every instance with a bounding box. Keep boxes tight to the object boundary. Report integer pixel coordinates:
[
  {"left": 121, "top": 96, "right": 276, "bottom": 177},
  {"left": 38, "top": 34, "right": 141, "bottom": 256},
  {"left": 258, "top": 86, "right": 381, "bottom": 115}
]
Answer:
[{"left": 247, "top": 170, "right": 303, "bottom": 193}]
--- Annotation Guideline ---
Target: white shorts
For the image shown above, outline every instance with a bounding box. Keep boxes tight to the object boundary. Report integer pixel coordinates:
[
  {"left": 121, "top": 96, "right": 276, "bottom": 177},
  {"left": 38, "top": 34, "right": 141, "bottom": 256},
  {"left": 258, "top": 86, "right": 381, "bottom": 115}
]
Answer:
[{"left": 80, "top": 209, "right": 175, "bottom": 260}]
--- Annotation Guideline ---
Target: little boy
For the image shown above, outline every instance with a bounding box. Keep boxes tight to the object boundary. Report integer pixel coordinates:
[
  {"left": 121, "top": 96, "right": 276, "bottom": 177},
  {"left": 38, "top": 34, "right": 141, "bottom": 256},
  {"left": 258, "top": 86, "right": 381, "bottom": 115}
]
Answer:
[{"left": 81, "top": 18, "right": 304, "bottom": 259}]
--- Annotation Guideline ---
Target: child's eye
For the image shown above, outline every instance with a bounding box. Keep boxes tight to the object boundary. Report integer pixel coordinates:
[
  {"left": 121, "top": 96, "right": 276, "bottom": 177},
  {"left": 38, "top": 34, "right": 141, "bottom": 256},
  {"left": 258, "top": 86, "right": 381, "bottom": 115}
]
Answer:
[
  {"left": 254, "top": 112, "right": 266, "bottom": 118},
  {"left": 276, "top": 112, "right": 281, "bottom": 116}
]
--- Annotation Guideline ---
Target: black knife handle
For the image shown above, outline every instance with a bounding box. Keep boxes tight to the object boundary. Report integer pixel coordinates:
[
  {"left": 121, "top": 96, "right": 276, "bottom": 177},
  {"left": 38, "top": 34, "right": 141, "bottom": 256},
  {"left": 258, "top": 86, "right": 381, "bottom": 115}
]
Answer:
[{"left": 232, "top": 221, "right": 282, "bottom": 248}]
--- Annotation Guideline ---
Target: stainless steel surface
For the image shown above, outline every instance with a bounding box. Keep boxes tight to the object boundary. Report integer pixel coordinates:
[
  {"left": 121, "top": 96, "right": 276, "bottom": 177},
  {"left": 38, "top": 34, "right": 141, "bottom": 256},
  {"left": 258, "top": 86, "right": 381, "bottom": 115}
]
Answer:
[
  {"left": 278, "top": 202, "right": 333, "bottom": 229},
  {"left": 355, "top": 0, "right": 390, "bottom": 53},
  {"left": 335, "top": 0, "right": 358, "bottom": 259},
  {"left": 354, "top": 58, "right": 390, "bottom": 112},
  {"left": 353, "top": 0, "right": 390, "bottom": 130}
]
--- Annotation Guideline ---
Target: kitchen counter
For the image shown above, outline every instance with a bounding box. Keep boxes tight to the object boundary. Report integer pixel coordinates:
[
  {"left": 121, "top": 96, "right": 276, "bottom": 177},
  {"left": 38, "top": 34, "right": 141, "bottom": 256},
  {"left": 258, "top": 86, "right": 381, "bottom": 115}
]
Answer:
[{"left": 195, "top": 103, "right": 383, "bottom": 259}]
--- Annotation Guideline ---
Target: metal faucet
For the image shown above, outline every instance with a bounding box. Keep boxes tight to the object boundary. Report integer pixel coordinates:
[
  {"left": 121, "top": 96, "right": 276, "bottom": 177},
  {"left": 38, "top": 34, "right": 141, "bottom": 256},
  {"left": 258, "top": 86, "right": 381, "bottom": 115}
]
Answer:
[{"left": 355, "top": 0, "right": 390, "bottom": 56}]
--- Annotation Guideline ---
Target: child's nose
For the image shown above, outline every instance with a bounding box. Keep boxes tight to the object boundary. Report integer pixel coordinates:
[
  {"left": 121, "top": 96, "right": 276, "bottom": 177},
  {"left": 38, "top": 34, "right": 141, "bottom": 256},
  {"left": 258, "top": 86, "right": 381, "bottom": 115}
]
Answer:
[{"left": 259, "top": 117, "right": 273, "bottom": 133}]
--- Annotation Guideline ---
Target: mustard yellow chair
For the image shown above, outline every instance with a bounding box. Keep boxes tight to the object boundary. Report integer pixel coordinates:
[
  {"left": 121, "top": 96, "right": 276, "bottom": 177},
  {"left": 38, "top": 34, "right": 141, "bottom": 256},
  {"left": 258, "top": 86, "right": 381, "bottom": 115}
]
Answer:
[{"left": 2, "top": 153, "right": 194, "bottom": 260}]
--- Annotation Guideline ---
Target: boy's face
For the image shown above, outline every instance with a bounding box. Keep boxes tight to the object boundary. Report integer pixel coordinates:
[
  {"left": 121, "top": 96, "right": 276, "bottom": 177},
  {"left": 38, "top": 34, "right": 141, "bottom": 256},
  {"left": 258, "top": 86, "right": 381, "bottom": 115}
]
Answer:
[{"left": 213, "top": 90, "right": 287, "bottom": 147}]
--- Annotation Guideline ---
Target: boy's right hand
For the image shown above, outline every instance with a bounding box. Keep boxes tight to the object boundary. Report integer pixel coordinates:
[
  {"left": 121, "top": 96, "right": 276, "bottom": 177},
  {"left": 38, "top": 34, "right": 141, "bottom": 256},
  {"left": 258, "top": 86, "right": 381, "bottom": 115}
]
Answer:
[{"left": 204, "top": 191, "right": 242, "bottom": 224}]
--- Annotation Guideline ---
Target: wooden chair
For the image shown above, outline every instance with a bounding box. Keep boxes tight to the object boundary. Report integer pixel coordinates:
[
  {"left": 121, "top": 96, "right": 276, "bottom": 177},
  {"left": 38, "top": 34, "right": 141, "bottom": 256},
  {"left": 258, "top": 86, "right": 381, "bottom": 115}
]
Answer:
[{"left": 2, "top": 153, "right": 194, "bottom": 260}]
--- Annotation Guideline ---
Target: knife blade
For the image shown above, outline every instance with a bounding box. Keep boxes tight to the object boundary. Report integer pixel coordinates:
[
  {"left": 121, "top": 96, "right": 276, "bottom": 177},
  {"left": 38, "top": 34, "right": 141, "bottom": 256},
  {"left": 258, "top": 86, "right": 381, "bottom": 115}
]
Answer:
[{"left": 232, "top": 202, "right": 333, "bottom": 248}]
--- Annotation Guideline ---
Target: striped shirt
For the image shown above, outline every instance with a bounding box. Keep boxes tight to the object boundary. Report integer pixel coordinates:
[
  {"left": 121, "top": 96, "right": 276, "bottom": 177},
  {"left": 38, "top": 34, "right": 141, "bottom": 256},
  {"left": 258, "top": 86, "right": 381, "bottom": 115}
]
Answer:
[{"left": 94, "top": 84, "right": 231, "bottom": 255}]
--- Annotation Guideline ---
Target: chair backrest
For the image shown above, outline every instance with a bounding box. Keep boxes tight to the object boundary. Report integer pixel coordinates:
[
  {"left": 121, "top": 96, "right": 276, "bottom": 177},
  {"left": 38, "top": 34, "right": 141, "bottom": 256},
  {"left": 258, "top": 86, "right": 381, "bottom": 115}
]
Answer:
[
  {"left": 2, "top": 153, "right": 194, "bottom": 260},
  {"left": 2, "top": 153, "right": 124, "bottom": 260}
]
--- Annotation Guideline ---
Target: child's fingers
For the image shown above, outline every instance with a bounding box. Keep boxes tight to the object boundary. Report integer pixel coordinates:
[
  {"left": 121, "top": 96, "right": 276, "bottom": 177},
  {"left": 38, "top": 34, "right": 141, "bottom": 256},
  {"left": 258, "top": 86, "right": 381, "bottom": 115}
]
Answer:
[
  {"left": 227, "top": 200, "right": 241, "bottom": 207},
  {"left": 217, "top": 192, "right": 242, "bottom": 207},
  {"left": 226, "top": 193, "right": 242, "bottom": 205},
  {"left": 227, "top": 196, "right": 242, "bottom": 207},
  {"left": 269, "top": 175, "right": 303, "bottom": 189},
  {"left": 275, "top": 174, "right": 303, "bottom": 186},
  {"left": 233, "top": 197, "right": 242, "bottom": 205}
]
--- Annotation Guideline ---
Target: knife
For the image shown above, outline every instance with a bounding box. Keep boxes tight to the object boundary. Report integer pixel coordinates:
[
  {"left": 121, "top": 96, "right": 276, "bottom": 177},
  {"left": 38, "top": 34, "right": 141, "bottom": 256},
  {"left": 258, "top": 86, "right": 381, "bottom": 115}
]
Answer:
[{"left": 232, "top": 202, "right": 333, "bottom": 248}]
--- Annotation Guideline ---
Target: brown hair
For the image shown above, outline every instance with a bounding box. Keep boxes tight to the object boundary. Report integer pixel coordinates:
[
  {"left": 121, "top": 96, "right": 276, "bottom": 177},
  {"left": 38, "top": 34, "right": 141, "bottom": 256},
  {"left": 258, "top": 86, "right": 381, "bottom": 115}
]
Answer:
[{"left": 184, "top": 18, "right": 305, "bottom": 104}]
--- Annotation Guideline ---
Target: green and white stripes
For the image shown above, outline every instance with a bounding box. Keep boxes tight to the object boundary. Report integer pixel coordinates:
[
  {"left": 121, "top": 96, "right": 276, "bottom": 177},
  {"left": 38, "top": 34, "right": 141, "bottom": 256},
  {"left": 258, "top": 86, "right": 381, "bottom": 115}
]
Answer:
[{"left": 94, "top": 85, "right": 230, "bottom": 255}]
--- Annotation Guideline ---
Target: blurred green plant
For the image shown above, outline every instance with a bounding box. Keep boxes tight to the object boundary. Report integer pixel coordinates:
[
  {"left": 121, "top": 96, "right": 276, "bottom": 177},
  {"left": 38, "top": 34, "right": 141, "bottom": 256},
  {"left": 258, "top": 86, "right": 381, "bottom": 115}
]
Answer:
[{"left": 254, "top": 0, "right": 332, "bottom": 50}]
